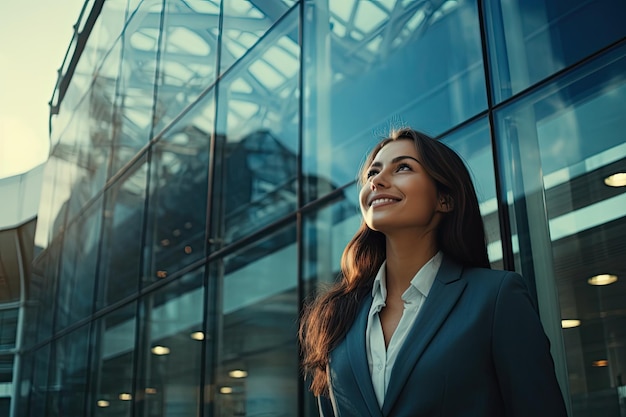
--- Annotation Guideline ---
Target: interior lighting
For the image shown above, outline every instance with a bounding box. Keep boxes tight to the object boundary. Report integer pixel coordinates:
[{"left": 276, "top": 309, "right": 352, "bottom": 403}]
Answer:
[
  {"left": 561, "top": 319, "right": 581, "bottom": 329},
  {"left": 587, "top": 274, "right": 618, "bottom": 286},
  {"left": 604, "top": 172, "right": 626, "bottom": 187},
  {"left": 97, "top": 400, "right": 110, "bottom": 407},
  {"left": 119, "top": 393, "right": 132, "bottom": 401},
  {"left": 145, "top": 388, "right": 157, "bottom": 394},
  {"left": 220, "top": 387, "right": 233, "bottom": 394},
  {"left": 229, "top": 369, "right": 248, "bottom": 378},
  {"left": 156, "top": 270, "right": 168, "bottom": 279},
  {"left": 184, "top": 245, "right": 193, "bottom": 254},
  {"left": 173, "top": 229, "right": 181, "bottom": 237},
  {"left": 190, "top": 331, "right": 205, "bottom": 341},
  {"left": 592, "top": 359, "right": 608, "bottom": 367},
  {"left": 161, "top": 239, "right": 170, "bottom": 246},
  {"left": 151, "top": 345, "right": 170, "bottom": 355}
]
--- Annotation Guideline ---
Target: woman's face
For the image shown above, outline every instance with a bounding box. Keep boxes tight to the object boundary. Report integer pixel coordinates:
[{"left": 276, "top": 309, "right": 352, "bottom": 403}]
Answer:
[{"left": 359, "top": 139, "right": 447, "bottom": 235}]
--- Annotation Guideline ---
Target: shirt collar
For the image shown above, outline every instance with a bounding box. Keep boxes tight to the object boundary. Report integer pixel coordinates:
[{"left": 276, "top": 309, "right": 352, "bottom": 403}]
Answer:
[{"left": 371, "top": 251, "right": 443, "bottom": 302}]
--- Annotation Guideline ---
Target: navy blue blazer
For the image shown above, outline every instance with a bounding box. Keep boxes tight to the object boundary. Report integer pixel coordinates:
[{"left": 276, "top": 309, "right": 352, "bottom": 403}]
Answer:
[{"left": 318, "top": 257, "right": 568, "bottom": 417}]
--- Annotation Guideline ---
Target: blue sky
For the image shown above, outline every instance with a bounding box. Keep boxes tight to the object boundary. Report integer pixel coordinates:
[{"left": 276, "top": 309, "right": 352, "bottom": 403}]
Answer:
[{"left": 0, "top": 1, "right": 86, "bottom": 178}]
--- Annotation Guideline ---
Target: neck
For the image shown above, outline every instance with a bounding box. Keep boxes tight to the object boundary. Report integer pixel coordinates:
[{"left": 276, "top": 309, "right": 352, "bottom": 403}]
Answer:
[{"left": 384, "top": 230, "right": 439, "bottom": 295}]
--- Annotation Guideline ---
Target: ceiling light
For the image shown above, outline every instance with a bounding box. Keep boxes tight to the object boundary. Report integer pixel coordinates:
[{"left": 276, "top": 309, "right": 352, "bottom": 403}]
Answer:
[
  {"left": 561, "top": 319, "right": 581, "bottom": 329},
  {"left": 587, "top": 274, "right": 618, "bottom": 286},
  {"left": 592, "top": 359, "right": 608, "bottom": 367},
  {"left": 220, "top": 387, "right": 233, "bottom": 394},
  {"left": 151, "top": 345, "right": 170, "bottom": 355},
  {"left": 97, "top": 400, "right": 110, "bottom": 407},
  {"left": 229, "top": 369, "right": 248, "bottom": 378},
  {"left": 604, "top": 173, "right": 626, "bottom": 187},
  {"left": 145, "top": 388, "right": 157, "bottom": 394},
  {"left": 119, "top": 393, "right": 132, "bottom": 401},
  {"left": 190, "top": 331, "right": 205, "bottom": 341}
]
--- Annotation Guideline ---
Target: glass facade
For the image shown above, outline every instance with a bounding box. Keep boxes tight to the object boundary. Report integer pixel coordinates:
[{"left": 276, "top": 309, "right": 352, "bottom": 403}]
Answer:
[{"left": 18, "top": 1, "right": 626, "bottom": 416}]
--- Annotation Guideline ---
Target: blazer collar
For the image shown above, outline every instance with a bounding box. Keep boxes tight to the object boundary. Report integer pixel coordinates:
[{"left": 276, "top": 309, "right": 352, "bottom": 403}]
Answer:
[{"left": 382, "top": 256, "right": 466, "bottom": 414}]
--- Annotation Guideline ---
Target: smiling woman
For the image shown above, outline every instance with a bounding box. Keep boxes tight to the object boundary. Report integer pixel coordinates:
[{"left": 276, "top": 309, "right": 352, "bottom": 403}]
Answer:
[{"left": 0, "top": 116, "right": 49, "bottom": 178}]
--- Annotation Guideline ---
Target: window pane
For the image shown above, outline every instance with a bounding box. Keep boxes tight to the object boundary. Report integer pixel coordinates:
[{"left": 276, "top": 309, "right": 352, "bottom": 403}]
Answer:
[
  {"left": 145, "top": 92, "right": 214, "bottom": 286},
  {"left": 29, "top": 345, "right": 50, "bottom": 417},
  {"left": 303, "top": 0, "right": 487, "bottom": 203},
  {"left": 90, "top": 303, "right": 137, "bottom": 417},
  {"left": 136, "top": 269, "right": 204, "bottom": 417},
  {"left": 207, "top": 225, "right": 299, "bottom": 416},
  {"left": 496, "top": 44, "right": 626, "bottom": 417},
  {"left": 484, "top": 0, "right": 626, "bottom": 102},
  {"left": 440, "top": 118, "right": 503, "bottom": 269},
  {"left": 153, "top": 0, "right": 221, "bottom": 133},
  {"left": 97, "top": 156, "right": 148, "bottom": 308},
  {"left": 214, "top": 7, "right": 299, "bottom": 245}
]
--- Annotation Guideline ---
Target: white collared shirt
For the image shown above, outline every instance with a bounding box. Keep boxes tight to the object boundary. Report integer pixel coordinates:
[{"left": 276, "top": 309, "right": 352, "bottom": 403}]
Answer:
[{"left": 366, "top": 251, "right": 443, "bottom": 408}]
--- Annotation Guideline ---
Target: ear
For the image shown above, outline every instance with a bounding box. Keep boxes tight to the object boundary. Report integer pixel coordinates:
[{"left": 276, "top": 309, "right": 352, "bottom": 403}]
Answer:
[{"left": 438, "top": 194, "right": 454, "bottom": 213}]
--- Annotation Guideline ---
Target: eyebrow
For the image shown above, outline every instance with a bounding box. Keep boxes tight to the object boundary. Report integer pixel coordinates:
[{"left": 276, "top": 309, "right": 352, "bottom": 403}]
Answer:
[{"left": 370, "top": 155, "right": 421, "bottom": 167}]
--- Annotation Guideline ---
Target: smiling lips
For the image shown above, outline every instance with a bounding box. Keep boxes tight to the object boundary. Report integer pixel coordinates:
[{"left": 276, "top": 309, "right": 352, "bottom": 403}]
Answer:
[{"left": 369, "top": 196, "right": 401, "bottom": 207}]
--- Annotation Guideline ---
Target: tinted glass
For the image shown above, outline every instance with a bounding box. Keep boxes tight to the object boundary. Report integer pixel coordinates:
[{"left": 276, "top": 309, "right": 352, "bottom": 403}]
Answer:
[
  {"left": 213, "top": 7, "right": 299, "bottom": 245},
  {"left": 302, "top": 0, "right": 487, "bottom": 203},
  {"left": 206, "top": 225, "right": 299, "bottom": 416},
  {"left": 484, "top": 0, "right": 626, "bottom": 102},
  {"left": 496, "top": 44, "right": 626, "bottom": 417}
]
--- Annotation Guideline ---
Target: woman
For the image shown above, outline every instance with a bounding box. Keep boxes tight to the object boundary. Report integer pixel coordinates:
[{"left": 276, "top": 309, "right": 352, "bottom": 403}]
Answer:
[{"left": 299, "top": 128, "right": 567, "bottom": 416}]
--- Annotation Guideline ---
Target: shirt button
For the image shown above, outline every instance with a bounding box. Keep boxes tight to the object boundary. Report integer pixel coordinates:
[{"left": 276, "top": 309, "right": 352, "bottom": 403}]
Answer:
[{"left": 377, "top": 364, "right": 383, "bottom": 371}]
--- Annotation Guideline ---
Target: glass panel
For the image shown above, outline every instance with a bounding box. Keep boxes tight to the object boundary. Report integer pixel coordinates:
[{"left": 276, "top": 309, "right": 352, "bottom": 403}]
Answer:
[
  {"left": 97, "top": 156, "right": 148, "bottom": 309},
  {"left": 90, "top": 302, "right": 137, "bottom": 417},
  {"left": 144, "top": 91, "right": 214, "bottom": 286},
  {"left": 496, "top": 45, "right": 626, "bottom": 417},
  {"left": 219, "top": 0, "right": 295, "bottom": 74},
  {"left": 110, "top": 1, "right": 162, "bottom": 177},
  {"left": 33, "top": 243, "right": 61, "bottom": 345},
  {"left": 55, "top": 197, "right": 103, "bottom": 330},
  {"left": 0, "top": 308, "right": 18, "bottom": 350},
  {"left": 136, "top": 269, "right": 204, "bottom": 417},
  {"left": 213, "top": 7, "right": 299, "bottom": 245},
  {"left": 484, "top": 0, "right": 626, "bottom": 103},
  {"left": 46, "top": 325, "right": 91, "bottom": 417},
  {"left": 440, "top": 118, "right": 503, "bottom": 269},
  {"left": 206, "top": 225, "right": 299, "bottom": 416},
  {"left": 303, "top": 0, "right": 487, "bottom": 203},
  {"left": 29, "top": 345, "right": 50, "bottom": 417},
  {"left": 0, "top": 354, "right": 13, "bottom": 383},
  {"left": 153, "top": 0, "right": 221, "bottom": 133},
  {"left": 14, "top": 349, "right": 34, "bottom": 417}
]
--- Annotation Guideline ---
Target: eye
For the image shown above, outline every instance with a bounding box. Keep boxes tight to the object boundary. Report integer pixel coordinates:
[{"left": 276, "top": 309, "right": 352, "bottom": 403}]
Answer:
[
  {"left": 396, "top": 163, "right": 412, "bottom": 172},
  {"left": 366, "top": 169, "right": 379, "bottom": 179}
]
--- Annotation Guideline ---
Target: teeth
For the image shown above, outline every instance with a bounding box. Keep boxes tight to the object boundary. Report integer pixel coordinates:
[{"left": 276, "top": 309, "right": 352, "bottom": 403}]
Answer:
[{"left": 370, "top": 198, "right": 396, "bottom": 206}]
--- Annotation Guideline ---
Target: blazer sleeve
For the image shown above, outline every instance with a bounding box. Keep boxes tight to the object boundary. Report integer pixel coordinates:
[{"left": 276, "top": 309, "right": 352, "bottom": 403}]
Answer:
[{"left": 492, "top": 272, "right": 568, "bottom": 417}]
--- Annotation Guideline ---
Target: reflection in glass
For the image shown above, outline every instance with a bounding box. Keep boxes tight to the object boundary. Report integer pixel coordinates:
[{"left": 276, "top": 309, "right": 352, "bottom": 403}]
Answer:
[
  {"left": 213, "top": 6, "right": 300, "bottom": 245},
  {"left": 97, "top": 157, "right": 148, "bottom": 308},
  {"left": 440, "top": 118, "right": 503, "bottom": 269},
  {"left": 303, "top": 0, "right": 487, "bottom": 203},
  {"left": 496, "top": 45, "right": 626, "bottom": 417},
  {"left": 209, "top": 226, "right": 299, "bottom": 416},
  {"left": 483, "top": 0, "right": 626, "bottom": 103},
  {"left": 137, "top": 269, "right": 204, "bottom": 417},
  {"left": 90, "top": 303, "right": 136, "bottom": 417}
]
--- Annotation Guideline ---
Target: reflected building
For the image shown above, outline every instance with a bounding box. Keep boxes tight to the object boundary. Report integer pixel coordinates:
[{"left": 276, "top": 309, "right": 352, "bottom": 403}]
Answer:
[{"left": 13, "top": 1, "right": 626, "bottom": 416}]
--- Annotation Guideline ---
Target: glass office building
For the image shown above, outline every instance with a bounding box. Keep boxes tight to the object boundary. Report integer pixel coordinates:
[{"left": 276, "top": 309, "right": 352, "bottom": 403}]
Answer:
[{"left": 15, "top": 0, "right": 626, "bottom": 416}]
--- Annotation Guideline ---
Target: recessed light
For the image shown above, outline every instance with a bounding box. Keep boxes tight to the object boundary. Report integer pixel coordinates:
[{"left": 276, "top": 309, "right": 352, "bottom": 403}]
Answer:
[
  {"left": 97, "top": 400, "right": 110, "bottom": 407},
  {"left": 604, "top": 173, "right": 626, "bottom": 187},
  {"left": 229, "top": 369, "right": 248, "bottom": 378},
  {"left": 145, "top": 387, "right": 157, "bottom": 394},
  {"left": 119, "top": 393, "right": 132, "bottom": 401},
  {"left": 592, "top": 359, "right": 608, "bottom": 367},
  {"left": 587, "top": 274, "right": 618, "bottom": 286},
  {"left": 190, "top": 331, "right": 205, "bottom": 341},
  {"left": 561, "top": 319, "right": 581, "bottom": 329},
  {"left": 151, "top": 345, "right": 170, "bottom": 355},
  {"left": 220, "top": 386, "right": 233, "bottom": 394}
]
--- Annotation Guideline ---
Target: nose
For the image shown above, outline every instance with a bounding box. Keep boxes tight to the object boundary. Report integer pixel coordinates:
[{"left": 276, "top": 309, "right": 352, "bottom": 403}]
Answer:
[{"left": 370, "top": 171, "right": 389, "bottom": 190}]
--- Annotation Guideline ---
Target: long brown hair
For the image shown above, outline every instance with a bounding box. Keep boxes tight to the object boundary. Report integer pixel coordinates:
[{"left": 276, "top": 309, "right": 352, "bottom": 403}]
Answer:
[{"left": 299, "top": 128, "right": 490, "bottom": 396}]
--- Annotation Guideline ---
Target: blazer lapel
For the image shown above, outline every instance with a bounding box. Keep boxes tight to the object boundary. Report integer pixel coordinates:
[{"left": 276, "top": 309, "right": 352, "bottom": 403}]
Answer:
[
  {"left": 382, "top": 257, "right": 466, "bottom": 415},
  {"left": 346, "top": 297, "right": 384, "bottom": 417}
]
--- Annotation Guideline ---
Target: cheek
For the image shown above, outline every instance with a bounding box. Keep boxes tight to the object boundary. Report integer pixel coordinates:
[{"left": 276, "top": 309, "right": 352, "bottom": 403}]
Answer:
[{"left": 358, "top": 186, "right": 370, "bottom": 212}]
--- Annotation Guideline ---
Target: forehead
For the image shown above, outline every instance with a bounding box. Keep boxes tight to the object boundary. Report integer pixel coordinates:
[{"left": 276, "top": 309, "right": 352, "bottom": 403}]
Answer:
[{"left": 372, "top": 139, "right": 418, "bottom": 163}]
